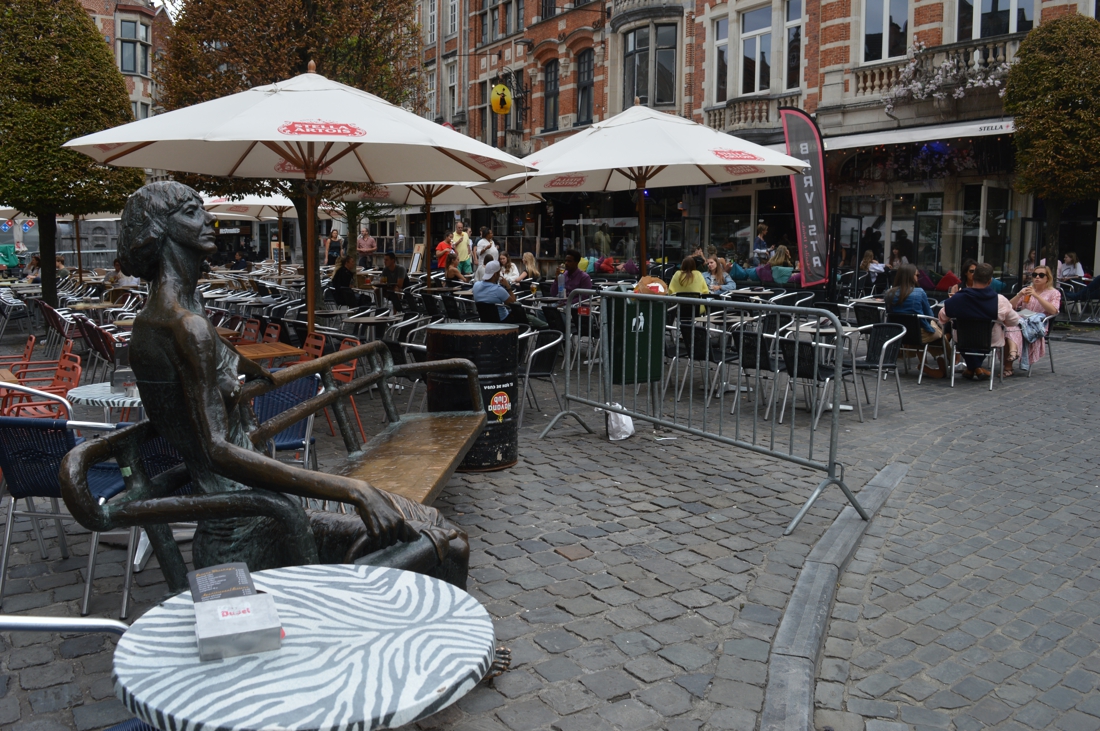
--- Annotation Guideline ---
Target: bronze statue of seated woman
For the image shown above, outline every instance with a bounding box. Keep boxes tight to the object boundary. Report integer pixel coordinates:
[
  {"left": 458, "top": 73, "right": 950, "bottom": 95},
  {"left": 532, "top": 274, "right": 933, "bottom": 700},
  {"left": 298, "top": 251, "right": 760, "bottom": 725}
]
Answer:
[{"left": 61, "top": 182, "right": 470, "bottom": 592}]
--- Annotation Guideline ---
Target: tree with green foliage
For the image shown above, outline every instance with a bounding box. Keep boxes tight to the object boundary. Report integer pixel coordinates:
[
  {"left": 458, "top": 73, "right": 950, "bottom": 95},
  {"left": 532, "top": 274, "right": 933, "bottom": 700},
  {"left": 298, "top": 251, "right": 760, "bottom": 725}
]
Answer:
[
  {"left": 0, "top": 0, "right": 144, "bottom": 306},
  {"left": 161, "top": 0, "right": 421, "bottom": 289},
  {"left": 1004, "top": 14, "right": 1100, "bottom": 261}
]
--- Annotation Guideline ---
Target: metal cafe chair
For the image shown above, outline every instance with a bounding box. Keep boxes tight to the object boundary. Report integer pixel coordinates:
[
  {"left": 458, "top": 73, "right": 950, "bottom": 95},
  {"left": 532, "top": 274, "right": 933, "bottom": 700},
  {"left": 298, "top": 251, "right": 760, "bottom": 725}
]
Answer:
[
  {"left": 0, "top": 413, "right": 125, "bottom": 616},
  {"left": 251, "top": 373, "right": 323, "bottom": 470},
  {"left": 948, "top": 317, "right": 1003, "bottom": 391},
  {"left": 852, "top": 323, "right": 906, "bottom": 419}
]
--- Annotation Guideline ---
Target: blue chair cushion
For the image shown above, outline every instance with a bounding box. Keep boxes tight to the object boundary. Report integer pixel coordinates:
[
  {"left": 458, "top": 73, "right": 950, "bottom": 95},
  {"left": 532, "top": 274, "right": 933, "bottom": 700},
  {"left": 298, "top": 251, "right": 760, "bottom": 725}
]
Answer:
[
  {"left": 105, "top": 720, "right": 157, "bottom": 731},
  {"left": 87, "top": 463, "right": 126, "bottom": 502}
]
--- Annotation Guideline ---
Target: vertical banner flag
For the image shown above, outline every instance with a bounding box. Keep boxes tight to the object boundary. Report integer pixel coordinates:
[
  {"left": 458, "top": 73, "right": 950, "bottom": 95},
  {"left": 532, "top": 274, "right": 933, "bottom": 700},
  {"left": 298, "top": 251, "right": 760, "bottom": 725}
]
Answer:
[{"left": 780, "top": 108, "right": 828, "bottom": 287}]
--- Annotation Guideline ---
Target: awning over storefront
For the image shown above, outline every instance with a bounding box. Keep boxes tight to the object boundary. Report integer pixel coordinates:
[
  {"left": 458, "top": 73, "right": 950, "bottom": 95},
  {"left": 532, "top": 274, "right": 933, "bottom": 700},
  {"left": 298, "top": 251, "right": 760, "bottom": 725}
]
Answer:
[{"left": 821, "top": 118, "right": 1015, "bottom": 151}]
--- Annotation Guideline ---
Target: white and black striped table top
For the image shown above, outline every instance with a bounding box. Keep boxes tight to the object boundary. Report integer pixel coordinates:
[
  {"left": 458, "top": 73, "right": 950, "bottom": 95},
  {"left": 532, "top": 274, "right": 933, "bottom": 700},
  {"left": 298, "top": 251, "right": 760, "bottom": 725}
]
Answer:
[
  {"left": 67, "top": 382, "right": 143, "bottom": 409},
  {"left": 114, "top": 564, "right": 496, "bottom": 731}
]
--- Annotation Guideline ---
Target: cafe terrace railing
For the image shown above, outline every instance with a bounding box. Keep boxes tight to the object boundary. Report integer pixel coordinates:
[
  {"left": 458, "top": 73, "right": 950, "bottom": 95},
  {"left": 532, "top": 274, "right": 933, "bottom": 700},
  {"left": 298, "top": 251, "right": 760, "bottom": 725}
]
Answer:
[{"left": 539, "top": 288, "right": 869, "bottom": 535}]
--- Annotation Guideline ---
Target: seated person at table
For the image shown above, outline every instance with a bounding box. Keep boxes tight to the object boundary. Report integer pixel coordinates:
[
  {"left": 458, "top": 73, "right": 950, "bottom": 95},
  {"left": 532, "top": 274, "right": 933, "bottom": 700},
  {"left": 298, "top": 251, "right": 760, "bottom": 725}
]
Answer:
[
  {"left": 444, "top": 252, "right": 467, "bottom": 286},
  {"left": 106, "top": 257, "right": 142, "bottom": 287},
  {"left": 768, "top": 245, "right": 795, "bottom": 284},
  {"left": 1058, "top": 252, "right": 1085, "bottom": 282},
  {"left": 378, "top": 252, "right": 406, "bottom": 292},
  {"left": 230, "top": 251, "right": 249, "bottom": 271},
  {"left": 1004, "top": 264, "right": 1060, "bottom": 375},
  {"left": 704, "top": 256, "right": 736, "bottom": 292},
  {"left": 884, "top": 263, "right": 945, "bottom": 378},
  {"left": 521, "top": 252, "right": 541, "bottom": 283},
  {"left": 669, "top": 256, "right": 709, "bottom": 296},
  {"left": 474, "top": 260, "right": 547, "bottom": 329},
  {"left": 498, "top": 252, "right": 522, "bottom": 285},
  {"left": 331, "top": 254, "right": 358, "bottom": 306},
  {"left": 939, "top": 262, "right": 1018, "bottom": 379},
  {"left": 550, "top": 249, "right": 592, "bottom": 297},
  {"left": 55, "top": 255, "right": 68, "bottom": 275},
  {"left": 23, "top": 254, "right": 41, "bottom": 282}
]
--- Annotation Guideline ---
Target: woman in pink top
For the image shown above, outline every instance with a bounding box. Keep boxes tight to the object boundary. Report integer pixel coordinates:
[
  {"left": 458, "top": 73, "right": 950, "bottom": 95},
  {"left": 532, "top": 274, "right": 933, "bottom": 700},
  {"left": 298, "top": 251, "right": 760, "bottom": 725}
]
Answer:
[{"left": 1004, "top": 264, "right": 1060, "bottom": 375}]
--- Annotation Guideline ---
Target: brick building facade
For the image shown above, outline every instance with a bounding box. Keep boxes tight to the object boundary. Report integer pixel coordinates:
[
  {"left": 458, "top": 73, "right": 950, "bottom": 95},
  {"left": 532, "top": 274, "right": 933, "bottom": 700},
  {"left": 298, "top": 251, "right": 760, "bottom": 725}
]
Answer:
[
  {"left": 416, "top": 0, "right": 1100, "bottom": 275},
  {"left": 79, "top": 0, "right": 171, "bottom": 121}
]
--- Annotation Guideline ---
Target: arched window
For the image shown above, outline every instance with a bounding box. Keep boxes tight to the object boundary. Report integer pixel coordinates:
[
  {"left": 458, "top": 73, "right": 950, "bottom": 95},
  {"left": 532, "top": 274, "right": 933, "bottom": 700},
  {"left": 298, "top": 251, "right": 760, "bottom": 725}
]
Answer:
[
  {"left": 544, "top": 60, "right": 559, "bottom": 131},
  {"left": 576, "top": 49, "right": 594, "bottom": 125}
]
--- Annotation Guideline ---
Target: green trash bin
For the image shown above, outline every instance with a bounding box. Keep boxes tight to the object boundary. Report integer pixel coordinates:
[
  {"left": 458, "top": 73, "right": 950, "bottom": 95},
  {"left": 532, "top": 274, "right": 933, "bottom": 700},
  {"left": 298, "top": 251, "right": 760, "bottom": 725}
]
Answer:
[{"left": 605, "top": 297, "right": 665, "bottom": 385}]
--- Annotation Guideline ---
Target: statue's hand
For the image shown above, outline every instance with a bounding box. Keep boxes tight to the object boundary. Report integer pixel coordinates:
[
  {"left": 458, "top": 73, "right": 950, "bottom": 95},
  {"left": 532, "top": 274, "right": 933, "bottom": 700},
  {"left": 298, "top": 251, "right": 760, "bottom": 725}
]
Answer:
[
  {"left": 238, "top": 356, "right": 276, "bottom": 385},
  {"left": 358, "top": 488, "right": 419, "bottom": 547}
]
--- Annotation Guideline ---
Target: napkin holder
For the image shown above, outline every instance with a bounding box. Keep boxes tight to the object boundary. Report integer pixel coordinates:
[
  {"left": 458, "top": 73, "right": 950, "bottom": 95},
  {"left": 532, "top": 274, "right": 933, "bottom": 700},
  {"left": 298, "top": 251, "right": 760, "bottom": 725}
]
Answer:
[{"left": 194, "top": 592, "right": 282, "bottom": 661}]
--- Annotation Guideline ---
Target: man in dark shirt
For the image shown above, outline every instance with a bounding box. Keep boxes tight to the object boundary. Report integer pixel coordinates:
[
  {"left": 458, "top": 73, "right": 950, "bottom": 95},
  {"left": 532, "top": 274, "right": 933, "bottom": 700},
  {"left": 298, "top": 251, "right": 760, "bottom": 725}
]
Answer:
[
  {"left": 230, "top": 251, "right": 248, "bottom": 271},
  {"left": 550, "top": 249, "right": 592, "bottom": 297},
  {"left": 941, "top": 262, "right": 1012, "bottom": 377},
  {"left": 379, "top": 252, "right": 406, "bottom": 292}
]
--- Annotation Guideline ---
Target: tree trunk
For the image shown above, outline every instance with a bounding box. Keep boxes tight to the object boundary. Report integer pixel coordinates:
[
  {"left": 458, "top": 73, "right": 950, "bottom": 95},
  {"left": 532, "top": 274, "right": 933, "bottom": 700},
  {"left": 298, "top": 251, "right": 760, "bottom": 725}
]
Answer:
[
  {"left": 36, "top": 211, "right": 58, "bottom": 307},
  {"left": 1042, "top": 201, "right": 1063, "bottom": 267}
]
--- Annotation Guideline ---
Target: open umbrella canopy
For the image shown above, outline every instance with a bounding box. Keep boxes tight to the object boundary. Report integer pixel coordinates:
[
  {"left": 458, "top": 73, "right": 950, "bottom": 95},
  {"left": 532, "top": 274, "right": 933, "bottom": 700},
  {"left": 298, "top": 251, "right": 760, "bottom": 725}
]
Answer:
[
  {"left": 491, "top": 105, "right": 806, "bottom": 194},
  {"left": 203, "top": 194, "right": 332, "bottom": 220},
  {"left": 64, "top": 68, "right": 532, "bottom": 329},
  {"left": 64, "top": 71, "right": 532, "bottom": 184},
  {"left": 344, "top": 182, "right": 542, "bottom": 207}
]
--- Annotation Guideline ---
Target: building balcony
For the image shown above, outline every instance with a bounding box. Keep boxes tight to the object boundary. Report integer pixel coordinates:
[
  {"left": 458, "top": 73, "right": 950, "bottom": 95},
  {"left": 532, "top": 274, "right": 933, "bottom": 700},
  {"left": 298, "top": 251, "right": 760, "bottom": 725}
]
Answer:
[
  {"left": 703, "top": 91, "right": 803, "bottom": 137},
  {"left": 610, "top": 0, "right": 684, "bottom": 30},
  {"left": 851, "top": 32, "right": 1026, "bottom": 100}
]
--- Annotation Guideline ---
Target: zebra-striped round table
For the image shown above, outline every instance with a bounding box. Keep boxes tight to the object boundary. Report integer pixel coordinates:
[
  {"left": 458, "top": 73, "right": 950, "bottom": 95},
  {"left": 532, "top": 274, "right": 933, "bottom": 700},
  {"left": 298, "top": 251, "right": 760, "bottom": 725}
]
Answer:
[{"left": 113, "top": 564, "right": 496, "bottom": 731}]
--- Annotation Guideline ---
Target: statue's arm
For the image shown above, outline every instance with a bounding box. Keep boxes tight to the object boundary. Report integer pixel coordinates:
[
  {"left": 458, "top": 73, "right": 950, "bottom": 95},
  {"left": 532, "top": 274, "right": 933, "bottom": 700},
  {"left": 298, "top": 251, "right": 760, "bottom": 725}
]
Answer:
[{"left": 176, "top": 317, "right": 414, "bottom": 548}]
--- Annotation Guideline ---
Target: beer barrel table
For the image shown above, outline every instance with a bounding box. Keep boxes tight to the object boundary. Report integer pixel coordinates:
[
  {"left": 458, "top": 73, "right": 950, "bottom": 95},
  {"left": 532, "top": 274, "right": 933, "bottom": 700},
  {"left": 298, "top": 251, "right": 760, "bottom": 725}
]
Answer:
[{"left": 426, "top": 323, "right": 518, "bottom": 471}]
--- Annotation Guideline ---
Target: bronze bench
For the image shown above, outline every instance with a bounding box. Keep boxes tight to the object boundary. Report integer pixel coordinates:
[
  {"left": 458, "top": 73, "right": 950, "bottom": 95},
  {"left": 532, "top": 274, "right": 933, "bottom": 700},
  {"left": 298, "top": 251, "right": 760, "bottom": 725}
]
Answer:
[{"left": 60, "top": 340, "right": 486, "bottom": 595}]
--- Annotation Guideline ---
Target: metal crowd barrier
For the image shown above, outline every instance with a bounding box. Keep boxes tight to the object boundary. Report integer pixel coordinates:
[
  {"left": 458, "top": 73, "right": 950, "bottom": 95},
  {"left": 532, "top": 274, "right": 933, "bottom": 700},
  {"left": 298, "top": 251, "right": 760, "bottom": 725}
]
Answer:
[{"left": 540, "top": 287, "right": 869, "bottom": 535}]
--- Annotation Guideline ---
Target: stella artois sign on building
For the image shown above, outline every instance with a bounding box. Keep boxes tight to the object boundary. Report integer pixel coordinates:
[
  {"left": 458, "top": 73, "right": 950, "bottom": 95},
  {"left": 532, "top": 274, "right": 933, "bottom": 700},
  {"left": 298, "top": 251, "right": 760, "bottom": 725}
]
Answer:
[{"left": 277, "top": 120, "right": 367, "bottom": 137}]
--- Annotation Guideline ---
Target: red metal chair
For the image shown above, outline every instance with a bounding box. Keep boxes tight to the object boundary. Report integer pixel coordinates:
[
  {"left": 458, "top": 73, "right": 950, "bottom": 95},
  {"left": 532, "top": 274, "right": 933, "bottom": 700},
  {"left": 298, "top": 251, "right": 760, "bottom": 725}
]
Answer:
[
  {"left": 0, "top": 335, "right": 36, "bottom": 369},
  {"left": 321, "top": 338, "right": 366, "bottom": 441},
  {"left": 294, "top": 332, "right": 327, "bottom": 363},
  {"left": 238, "top": 318, "right": 262, "bottom": 344},
  {"left": 5, "top": 355, "right": 82, "bottom": 418}
]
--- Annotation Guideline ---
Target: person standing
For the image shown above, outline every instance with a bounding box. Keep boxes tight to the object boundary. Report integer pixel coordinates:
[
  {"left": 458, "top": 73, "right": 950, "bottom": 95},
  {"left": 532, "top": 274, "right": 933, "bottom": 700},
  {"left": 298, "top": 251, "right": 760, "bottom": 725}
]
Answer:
[
  {"left": 356, "top": 226, "right": 377, "bottom": 268},
  {"left": 475, "top": 228, "right": 499, "bottom": 267},
  {"left": 323, "top": 228, "right": 343, "bottom": 266},
  {"left": 435, "top": 230, "right": 454, "bottom": 270},
  {"left": 752, "top": 224, "right": 769, "bottom": 265},
  {"left": 594, "top": 223, "right": 612, "bottom": 258},
  {"left": 452, "top": 221, "right": 472, "bottom": 275}
]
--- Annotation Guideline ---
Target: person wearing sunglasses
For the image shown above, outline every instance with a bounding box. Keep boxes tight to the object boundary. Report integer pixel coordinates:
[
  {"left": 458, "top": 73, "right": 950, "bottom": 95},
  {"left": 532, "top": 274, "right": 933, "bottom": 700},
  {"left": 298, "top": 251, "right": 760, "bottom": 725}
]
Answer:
[
  {"left": 948, "top": 258, "right": 978, "bottom": 295},
  {"left": 1005, "top": 265, "right": 1061, "bottom": 375}
]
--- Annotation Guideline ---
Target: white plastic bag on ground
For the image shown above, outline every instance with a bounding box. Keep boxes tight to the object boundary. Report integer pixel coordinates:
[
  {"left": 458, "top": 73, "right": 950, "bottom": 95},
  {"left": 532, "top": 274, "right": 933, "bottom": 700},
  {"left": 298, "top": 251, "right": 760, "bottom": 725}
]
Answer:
[{"left": 597, "top": 403, "right": 635, "bottom": 441}]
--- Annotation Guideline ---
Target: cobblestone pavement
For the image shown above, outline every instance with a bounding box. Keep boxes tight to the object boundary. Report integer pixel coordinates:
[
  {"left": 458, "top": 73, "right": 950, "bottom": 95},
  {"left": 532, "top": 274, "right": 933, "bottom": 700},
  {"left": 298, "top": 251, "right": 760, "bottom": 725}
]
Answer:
[
  {"left": 0, "top": 331, "right": 1096, "bottom": 731},
  {"left": 814, "top": 342, "right": 1100, "bottom": 731}
]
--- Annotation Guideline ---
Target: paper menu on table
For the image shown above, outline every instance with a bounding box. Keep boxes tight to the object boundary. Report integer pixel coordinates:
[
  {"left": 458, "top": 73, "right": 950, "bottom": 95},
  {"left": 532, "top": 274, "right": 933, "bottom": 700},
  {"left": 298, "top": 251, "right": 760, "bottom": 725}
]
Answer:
[{"left": 187, "top": 562, "right": 256, "bottom": 603}]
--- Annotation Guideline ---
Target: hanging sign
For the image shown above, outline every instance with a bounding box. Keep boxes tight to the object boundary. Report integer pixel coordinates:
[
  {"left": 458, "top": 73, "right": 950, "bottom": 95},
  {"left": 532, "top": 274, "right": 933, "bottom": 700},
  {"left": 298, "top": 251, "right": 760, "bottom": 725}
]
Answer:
[
  {"left": 491, "top": 84, "right": 513, "bottom": 115},
  {"left": 21, "top": 221, "right": 34, "bottom": 233},
  {"left": 780, "top": 108, "right": 828, "bottom": 288},
  {"left": 0, "top": 221, "right": 11, "bottom": 233}
]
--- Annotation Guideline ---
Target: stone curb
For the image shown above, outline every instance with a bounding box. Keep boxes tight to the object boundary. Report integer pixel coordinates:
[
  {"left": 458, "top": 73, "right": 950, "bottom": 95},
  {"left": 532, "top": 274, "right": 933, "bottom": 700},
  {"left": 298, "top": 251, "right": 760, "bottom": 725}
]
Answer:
[{"left": 760, "top": 463, "right": 909, "bottom": 731}]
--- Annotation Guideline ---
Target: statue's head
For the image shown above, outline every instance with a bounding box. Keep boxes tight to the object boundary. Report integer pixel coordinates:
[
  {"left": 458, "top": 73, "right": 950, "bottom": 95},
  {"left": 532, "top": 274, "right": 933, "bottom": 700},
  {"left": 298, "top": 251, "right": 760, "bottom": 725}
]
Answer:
[{"left": 119, "top": 182, "right": 216, "bottom": 279}]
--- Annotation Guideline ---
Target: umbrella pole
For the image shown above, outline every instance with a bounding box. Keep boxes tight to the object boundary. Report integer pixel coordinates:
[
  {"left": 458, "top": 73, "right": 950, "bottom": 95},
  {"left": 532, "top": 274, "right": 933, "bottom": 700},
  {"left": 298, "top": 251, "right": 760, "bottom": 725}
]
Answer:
[
  {"left": 276, "top": 211, "right": 284, "bottom": 266},
  {"left": 424, "top": 197, "right": 432, "bottom": 275},
  {"left": 74, "top": 217, "right": 83, "bottom": 284},
  {"left": 636, "top": 178, "right": 647, "bottom": 272},
  {"left": 305, "top": 184, "right": 317, "bottom": 333}
]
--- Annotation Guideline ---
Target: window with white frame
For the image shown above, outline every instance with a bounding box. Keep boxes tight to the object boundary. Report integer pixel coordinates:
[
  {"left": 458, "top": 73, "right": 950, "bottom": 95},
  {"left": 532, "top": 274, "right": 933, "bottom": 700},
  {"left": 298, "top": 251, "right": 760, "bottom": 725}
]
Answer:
[
  {"left": 622, "top": 23, "right": 678, "bottom": 108},
  {"left": 785, "top": 0, "right": 802, "bottom": 89},
  {"left": 958, "top": 0, "right": 1032, "bottom": 40},
  {"left": 577, "top": 48, "right": 594, "bottom": 125},
  {"left": 446, "top": 62, "right": 457, "bottom": 120},
  {"left": 864, "top": 0, "right": 907, "bottom": 63},
  {"left": 447, "top": 0, "right": 459, "bottom": 35},
  {"left": 491, "top": 6, "right": 500, "bottom": 39},
  {"left": 714, "top": 18, "right": 728, "bottom": 104},
  {"left": 427, "top": 0, "right": 437, "bottom": 44},
  {"left": 119, "top": 19, "right": 150, "bottom": 76},
  {"left": 741, "top": 6, "right": 771, "bottom": 95},
  {"left": 544, "top": 60, "right": 559, "bottom": 131},
  {"left": 425, "top": 69, "right": 437, "bottom": 119},
  {"left": 517, "top": 0, "right": 525, "bottom": 30}
]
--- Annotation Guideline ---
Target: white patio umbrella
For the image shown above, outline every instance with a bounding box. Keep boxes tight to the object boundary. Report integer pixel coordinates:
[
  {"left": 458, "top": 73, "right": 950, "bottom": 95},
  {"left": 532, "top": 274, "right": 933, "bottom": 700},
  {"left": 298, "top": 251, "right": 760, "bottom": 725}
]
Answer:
[
  {"left": 485, "top": 104, "right": 808, "bottom": 264},
  {"left": 344, "top": 184, "right": 542, "bottom": 272},
  {"left": 64, "top": 64, "right": 531, "bottom": 329}
]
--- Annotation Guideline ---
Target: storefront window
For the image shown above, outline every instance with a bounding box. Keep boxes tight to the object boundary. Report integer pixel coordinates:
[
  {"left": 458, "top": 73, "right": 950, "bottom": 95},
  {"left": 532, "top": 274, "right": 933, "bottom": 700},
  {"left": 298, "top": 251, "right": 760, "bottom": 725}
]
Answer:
[{"left": 709, "top": 195, "right": 752, "bottom": 261}]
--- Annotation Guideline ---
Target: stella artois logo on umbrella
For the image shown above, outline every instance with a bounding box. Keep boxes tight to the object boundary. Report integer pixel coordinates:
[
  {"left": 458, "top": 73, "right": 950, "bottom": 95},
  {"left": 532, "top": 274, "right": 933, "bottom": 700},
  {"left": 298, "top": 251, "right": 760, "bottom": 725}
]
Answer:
[
  {"left": 491, "top": 190, "right": 522, "bottom": 200},
  {"left": 274, "top": 159, "right": 333, "bottom": 175},
  {"left": 488, "top": 391, "right": 511, "bottom": 422},
  {"left": 711, "top": 149, "right": 764, "bottom": 162},
  {"left": 277, "top": 120, "right": 367, "bottom": 137},
  {"left": 469, "top": 154, "right": 506, "bottom": 171},
  {"left": 724, "top": 165, "right": 764, "bottom": 175},
  {"left": 546, "top": 174, "right": 587, "bottom": 188},
  {"left": 227, "top": 205, "right": 250, "bottom": 213}
]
